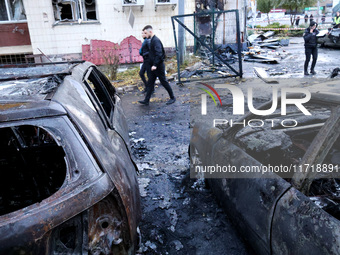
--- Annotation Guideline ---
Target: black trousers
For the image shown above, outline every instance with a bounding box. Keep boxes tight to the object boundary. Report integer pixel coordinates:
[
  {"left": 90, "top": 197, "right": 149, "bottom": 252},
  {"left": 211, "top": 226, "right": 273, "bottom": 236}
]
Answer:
[
  {"left": 139, "top": 60, "right": 151, "bottom": 89},
  {"left": 144, "top": 62, "right": 174, "bottom": 102},
  {"left": 304, "top": 47, "right": 318, "bottom": 72}
]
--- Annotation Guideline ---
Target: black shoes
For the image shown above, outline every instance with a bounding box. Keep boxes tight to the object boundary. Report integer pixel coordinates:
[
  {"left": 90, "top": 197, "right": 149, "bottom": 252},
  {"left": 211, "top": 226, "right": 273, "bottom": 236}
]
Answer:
[
  {"left": 305, "top": 70, "right": 316, "bottom": 75},
  {"left": 139, "top": 97, "right": 175, "bottom": 106},
  {"left": 166, "top": 97, "right": 176, "bottom": 105},
  {"left": 138, "top": 100, "right": 149, "bottom": 105}
]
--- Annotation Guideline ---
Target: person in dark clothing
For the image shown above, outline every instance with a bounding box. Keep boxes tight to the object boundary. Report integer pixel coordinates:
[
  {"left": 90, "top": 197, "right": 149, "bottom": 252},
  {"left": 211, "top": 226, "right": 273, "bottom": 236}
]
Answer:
[
  {"left": 322, "top": 14, "right": 326, "bottom": 24},
  {"left": 304, "top": 14, "right": 308, "bottom": 23},
  {"left": 309, "top": 14, "right": 314, "bottom": 23},
  {"left": 303, "top": 21, "right": 319, "bottom": 75},
  {"left": 139, "top": 25, "right": 176, "bottom": 106},
  {"left": 295, "top": 16, "right": 300, "bottom": 26},
  {"left": 139, "top": 31, "right": 151, "bottom": 93}
]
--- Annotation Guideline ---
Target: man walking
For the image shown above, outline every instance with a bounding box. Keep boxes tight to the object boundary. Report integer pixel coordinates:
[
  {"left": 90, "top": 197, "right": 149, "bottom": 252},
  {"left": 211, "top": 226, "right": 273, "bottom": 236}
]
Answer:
[
  {"left": 139, "top": 25, "right": 176, "bottom": 105},
  {"left": 303, "top": 21, "right": 319, "bottom": 75},
  {"left": 139, "top": 30, "right": 151, "bottom": 93},
  {"left": 304, "top": 13, "right": 308, "bottom": 23}
]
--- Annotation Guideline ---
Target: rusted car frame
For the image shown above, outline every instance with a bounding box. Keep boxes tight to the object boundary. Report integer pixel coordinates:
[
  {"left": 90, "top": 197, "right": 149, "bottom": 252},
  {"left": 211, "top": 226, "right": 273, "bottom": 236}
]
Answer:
[
  {"left": 0, "top": 62, "right": 141, "bottom": 254},
  {"left": 190, "top": 93, "right": 340, "bottom": 254}
]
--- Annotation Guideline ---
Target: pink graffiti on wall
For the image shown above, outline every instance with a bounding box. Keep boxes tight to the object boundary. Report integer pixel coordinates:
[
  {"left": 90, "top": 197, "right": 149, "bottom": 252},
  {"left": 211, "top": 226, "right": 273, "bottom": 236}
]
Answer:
[{"left": 82, "top": 35, "right": 143, "bottom": 65}]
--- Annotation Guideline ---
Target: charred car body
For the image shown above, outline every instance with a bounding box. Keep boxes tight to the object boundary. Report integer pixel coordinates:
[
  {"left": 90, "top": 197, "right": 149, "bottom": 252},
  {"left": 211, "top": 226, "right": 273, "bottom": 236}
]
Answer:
[
  {"left": 190, "top": 92, "right": 340, "bottom": 254},
  {"left": 0, "top": 62, "right": 141, "bottom": 254},
  {"left": 317, "top": 27, "right": 340, "bottom": 48}
]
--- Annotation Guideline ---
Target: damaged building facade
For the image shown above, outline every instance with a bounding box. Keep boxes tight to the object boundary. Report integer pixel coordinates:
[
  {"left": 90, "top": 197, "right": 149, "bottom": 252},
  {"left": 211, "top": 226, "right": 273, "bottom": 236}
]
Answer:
[{"left": 0, "top": 0, "right": 246, "bottom": 64}]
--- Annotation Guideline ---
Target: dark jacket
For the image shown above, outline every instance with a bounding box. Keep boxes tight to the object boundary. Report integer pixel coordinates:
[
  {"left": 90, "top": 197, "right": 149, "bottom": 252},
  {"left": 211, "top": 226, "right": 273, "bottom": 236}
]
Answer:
[
  {"left": 149, "top": 35, "right": 166, "bottom": 67},
  {"left": 139, "top": 38, "right": 149, "bottom": 61},
  {"left": 303, "top": 27, "right": 319, "bottom": 48}
]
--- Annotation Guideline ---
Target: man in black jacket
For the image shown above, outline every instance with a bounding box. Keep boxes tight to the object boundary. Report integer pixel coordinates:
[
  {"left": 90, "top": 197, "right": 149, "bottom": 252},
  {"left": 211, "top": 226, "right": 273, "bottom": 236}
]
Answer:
[
  {"left": 303, "top": 21, "right": 319, "bottom": 75},
  {"left": 139, "top": 30, "right": 151, "bottom": 93},
  {"left": 139, "top": 25, "right": 176, "bottom": 105}
]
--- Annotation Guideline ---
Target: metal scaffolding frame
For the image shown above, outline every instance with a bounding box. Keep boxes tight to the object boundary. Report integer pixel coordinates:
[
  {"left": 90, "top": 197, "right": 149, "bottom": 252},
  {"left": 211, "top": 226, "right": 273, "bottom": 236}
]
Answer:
[{"left": 171, "top": 9, "right": 243, "bottom": 84}]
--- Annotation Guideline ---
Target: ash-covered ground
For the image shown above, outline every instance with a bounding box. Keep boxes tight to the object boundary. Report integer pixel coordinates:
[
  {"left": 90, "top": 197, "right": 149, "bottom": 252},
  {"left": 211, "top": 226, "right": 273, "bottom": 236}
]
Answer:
[{"left": 122, "top": 84, "right": 255, "bottom": 254}]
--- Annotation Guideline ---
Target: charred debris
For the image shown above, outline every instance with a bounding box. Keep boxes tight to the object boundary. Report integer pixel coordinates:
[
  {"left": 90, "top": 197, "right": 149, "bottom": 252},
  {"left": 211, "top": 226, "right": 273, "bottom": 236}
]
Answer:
[{"left": 178, "top": 29, "right": 291, "bottom": 82}]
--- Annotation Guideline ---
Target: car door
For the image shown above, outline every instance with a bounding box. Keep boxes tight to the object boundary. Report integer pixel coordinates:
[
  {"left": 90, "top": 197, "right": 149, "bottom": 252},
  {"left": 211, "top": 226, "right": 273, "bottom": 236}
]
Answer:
[{"left": 83, "top": 66, "right": 130, "bottom": 145}]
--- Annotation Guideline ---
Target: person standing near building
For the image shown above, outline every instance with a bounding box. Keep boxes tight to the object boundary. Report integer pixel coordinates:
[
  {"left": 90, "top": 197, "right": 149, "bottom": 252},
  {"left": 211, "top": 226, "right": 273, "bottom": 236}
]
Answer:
[
  {"left": 303, "top": 21, "right": 319, "bottom": 76},
  {"left": 304, "top": 13, "right": 308, "bottom": 23},
  {"left": 334, "top": 11, "right": 340, "bottom": 28},
  {"left": 139, "top": 25, "right": 176, "bottom": 106},
  {"left": 309, "top": 14, "right": 314, "bottom": 23},
  {"left": 295, "top": 16, "right": 300, "bottom": 27},
  {"left": 322, "top": 14, "right": 326, "bottom": 24},
  {"left": 139, "top": 30, "right": 151, "bottom": 93}
]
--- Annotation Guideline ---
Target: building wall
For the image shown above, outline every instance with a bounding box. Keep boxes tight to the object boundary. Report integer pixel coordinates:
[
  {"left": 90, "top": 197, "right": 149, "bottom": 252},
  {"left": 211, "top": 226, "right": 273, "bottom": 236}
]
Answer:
[
  {"left": 0, "top": 22, "right": 31, "bottom": 47},
  {"left": 23, "top": 0, "right": 195, "bottom": 58}
]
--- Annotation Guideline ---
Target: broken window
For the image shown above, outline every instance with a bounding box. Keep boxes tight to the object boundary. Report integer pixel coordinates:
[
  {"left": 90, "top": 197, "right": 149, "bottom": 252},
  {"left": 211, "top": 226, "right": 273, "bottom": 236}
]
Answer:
[
  {"left": 123, "top": 0, "right": 139, "bottom": 4},
  {"left": 52, "top": 0, "right": 97, "bottom": 23},
  {"left": 0, "top": 0, "right": 26, "bottom": 22},
  {"left": 0, "top": 125, "right": 66, "bottom": 216}
]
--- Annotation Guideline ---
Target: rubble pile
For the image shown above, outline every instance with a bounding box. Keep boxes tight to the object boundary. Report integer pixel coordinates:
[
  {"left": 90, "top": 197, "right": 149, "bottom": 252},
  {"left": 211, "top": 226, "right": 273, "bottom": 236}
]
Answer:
[
  {"left": 177, "top": 30, "right": 294, "bottom": 81},
  {"left": 244, "top": 31, "right": 290, "bottom": 64}
]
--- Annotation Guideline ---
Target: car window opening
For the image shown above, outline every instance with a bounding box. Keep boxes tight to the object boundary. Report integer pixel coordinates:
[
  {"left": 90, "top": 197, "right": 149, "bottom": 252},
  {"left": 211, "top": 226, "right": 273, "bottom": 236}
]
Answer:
[
  {"left": 86, "top": 71, "right": 113, "bottom": 118},
  {"left": 0, "top": 125, "right": 66, "bottom": 216}
]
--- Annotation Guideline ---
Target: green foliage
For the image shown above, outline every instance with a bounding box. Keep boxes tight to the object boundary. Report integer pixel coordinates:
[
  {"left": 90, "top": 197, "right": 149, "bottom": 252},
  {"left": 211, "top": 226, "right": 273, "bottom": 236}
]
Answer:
[
  {"left": 257, "top": 0, "right": 276, "bottom": 24},
  {"left": 277, "top": 0, "right": 317, "bottom": 25},
  {"left": 278, "top": 0, "right": 317, "bottom": 11},
  {"left": 257, "top": 0, "right": 275, "bottom": 13}
]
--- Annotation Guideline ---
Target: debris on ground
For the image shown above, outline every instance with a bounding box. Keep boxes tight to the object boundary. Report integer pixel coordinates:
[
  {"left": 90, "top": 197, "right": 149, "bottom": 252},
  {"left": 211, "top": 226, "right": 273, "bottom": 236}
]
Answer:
[
  {"left": 244, "top": 31, "right": 291, "bottom": 64},
  {"left": 130, "top": 133, "right": 149, "bottom": 159},
  {"left": 330, "top": 67, "right": 340, "bottom": 78},
  {"left": 253, "top": 67, "right": 279, "bottom": 84},
  {"left": 122, "top": 86, "right": 254, "bottom": 254},
  {"left": 138, "top": 178, "right": 151, "bottom": 197}
]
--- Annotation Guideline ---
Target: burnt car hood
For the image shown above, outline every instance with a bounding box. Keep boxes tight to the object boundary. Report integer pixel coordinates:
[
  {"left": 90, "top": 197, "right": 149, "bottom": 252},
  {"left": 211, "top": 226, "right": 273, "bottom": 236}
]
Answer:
[{"left": 0, "top": 100, "right": 66, "bottom": 122}]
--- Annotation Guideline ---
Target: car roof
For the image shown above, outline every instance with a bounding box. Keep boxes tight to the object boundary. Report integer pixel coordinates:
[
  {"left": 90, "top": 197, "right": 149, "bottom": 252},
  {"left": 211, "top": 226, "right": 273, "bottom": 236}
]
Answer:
[{"left": 0, "top": 61, "right": 93, "bottom": 123}]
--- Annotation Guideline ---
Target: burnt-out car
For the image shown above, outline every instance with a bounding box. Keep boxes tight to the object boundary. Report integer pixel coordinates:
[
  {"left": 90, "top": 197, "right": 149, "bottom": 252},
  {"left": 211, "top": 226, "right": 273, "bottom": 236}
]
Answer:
[
  {"left": 0, "top": 61, "right": 141, "bottom": 254},
  {"left": 190, "top": 92, "right": 340, "bottom": 254},
  {"left": 317, "top": 28, "right": 340, "bottom": 48}
]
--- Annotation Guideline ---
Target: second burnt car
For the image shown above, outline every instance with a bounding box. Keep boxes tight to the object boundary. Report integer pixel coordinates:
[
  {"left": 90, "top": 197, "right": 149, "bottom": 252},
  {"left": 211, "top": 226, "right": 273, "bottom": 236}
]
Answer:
[
  {"left": 190, "top": 92, "right": 340, "bottom": 254},
  {"left": 0, "top": 61, "right": 141, "bottom": 254},
  {"left": 317, "top": 27, "right": 340, "bottom": 48}
]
